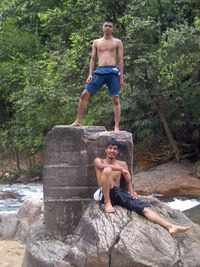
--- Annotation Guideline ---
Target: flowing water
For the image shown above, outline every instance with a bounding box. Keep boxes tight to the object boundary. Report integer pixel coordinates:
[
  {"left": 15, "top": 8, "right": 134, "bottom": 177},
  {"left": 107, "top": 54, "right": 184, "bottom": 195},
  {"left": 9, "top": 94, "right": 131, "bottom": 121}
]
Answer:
[
  {"left": 0, "top": 183, "right": 199, "bottom": 214},
  {"left": 166, "top": 197, "right": 200, "bottom": 211},
  {"left": 0, "top": 183, "right": 43, "bottom": 214}
]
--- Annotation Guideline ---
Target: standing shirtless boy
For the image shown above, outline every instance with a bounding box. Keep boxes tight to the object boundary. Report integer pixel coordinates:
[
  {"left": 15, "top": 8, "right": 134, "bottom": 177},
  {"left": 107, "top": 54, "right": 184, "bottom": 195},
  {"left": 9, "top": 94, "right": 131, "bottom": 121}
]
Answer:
[
  {"left": 70, "top": 19, "right": 124, "bottom": 133},
  {"left": 94, "top": 138, "right": 190, "bottom": 235}
]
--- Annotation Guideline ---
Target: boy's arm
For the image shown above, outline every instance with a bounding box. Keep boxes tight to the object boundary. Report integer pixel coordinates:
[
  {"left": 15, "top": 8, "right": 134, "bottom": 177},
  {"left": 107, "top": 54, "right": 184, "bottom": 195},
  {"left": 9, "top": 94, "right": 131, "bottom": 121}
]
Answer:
[
  {"left": 87, "top": 40, "right": 97, "bottom": 83},
  {"left": 121, "top": 162, "right": 137, "bottom": 198},
  {"left": 117, "top": 40, "right": 124, "bottom": 88},
  {"left": 94, "top": 158, "right": 123, "bottom": 172}
]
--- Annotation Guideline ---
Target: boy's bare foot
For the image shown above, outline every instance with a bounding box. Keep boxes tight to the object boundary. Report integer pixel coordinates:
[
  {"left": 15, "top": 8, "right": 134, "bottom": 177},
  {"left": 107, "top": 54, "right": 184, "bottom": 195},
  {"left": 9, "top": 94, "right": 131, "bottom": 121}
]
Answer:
[
  {"left": 104, "top": 202, "right": 115, "bottom": 213},
  {"left": 114, "top": 126, "right": 120, "bottom": 133},
  {"left": 168, "top": 225, "right": 190, "bottom": 235},
  {"left": 69, "top": 121, "right": 82, "bottom": 127}
]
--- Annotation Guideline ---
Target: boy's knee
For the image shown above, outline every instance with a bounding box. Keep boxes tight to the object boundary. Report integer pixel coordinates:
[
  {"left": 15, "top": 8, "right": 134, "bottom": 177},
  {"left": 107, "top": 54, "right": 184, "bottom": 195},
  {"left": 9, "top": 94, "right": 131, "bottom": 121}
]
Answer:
[
  {"left": 143, "top": 207, "right": 150, "bottom": 215},
  {"left": 112, "top": 96, "right": 120, "bottom": 105},
  {"left": 102, "top": 167, "right": 112, "bottom": 175},
  {"left": 81, "top": 90, "right": 90, "bottom": 101}
]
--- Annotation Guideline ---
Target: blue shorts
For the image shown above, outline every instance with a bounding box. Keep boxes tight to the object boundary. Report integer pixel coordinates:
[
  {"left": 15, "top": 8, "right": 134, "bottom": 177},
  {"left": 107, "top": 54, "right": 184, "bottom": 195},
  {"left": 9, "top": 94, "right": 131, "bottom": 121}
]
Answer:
[
  {"left": 102, "top": 187, "right": 149, "bottom": 215},
  {"left": 85, "top": 66, "right": 120, "bottom": 96}
]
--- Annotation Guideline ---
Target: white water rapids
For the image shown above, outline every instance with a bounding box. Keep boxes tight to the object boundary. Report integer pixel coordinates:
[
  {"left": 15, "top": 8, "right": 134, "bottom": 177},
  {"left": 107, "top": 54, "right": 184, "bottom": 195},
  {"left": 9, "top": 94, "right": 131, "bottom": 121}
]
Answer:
[
  {"left": 0, "top": 183, "right": 43, "bottom": 214},
  {"left": 0, "top": 183, "right": 199, "bottom": 214}
]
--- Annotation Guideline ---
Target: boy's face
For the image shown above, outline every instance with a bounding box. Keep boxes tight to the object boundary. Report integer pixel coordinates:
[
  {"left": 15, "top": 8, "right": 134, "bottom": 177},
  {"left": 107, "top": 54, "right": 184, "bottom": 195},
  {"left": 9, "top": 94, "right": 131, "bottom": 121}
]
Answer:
[
  {"left": 105, "top": 145, "right": 119, "bottom": 159},
  {"left": 102, "top": 22, "right": 114, "bottom": 35}
]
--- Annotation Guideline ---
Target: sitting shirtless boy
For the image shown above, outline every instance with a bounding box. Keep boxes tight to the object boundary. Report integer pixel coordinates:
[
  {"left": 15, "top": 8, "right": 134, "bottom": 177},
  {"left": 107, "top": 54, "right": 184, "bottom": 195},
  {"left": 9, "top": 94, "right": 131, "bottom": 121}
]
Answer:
[{"left": 94, "top": 138, "right": 190, "bottom": 235}]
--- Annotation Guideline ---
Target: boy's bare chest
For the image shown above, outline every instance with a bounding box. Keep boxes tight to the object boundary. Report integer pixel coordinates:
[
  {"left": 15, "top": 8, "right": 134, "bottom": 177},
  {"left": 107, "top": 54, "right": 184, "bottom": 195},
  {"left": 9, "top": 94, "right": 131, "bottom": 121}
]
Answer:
[{"left": 97, "top": 41, "right": 118, "bottom": 52}]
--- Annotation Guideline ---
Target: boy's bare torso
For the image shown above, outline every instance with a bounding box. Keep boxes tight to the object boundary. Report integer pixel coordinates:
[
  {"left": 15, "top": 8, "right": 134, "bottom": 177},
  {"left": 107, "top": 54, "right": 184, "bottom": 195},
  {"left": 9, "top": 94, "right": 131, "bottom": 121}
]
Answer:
[
  {"left": 95, "top": 158, "right": 124, "bottom": 188},
  {"left": 94, "top": 37, "right": 121, "bottom": 66}
]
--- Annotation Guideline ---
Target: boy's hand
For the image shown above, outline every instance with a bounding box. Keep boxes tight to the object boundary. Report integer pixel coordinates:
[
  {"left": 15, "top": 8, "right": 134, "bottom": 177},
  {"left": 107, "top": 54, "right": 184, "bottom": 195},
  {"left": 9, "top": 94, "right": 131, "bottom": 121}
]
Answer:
[
  {"left": 86, "top": 75, "right": 93, "bottom": 83},
  {"left": 120, "top": 77, "right": 125, "bottom": 88},
  {"left": 131, "top": 191, "right": 138, "bottom": 199},
  {"left": 121, "top": 168, "right": 129, "bottom": 176}
]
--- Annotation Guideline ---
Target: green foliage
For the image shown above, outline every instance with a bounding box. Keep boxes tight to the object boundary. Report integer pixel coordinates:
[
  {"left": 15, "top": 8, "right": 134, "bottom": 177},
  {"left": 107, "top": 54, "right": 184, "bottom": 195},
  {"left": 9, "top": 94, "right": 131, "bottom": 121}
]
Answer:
[
  {"left": 119, "top": 2, "right": 200, "bottom": 143},
  {"left": 0, "top": 17, "right": 38, "bottom": 61},
  {"left": 26, "top": 162, "right": 43, "bottom": 178},
  {"left": 0, "top": 0, "right": 199, "bottom": 156}
]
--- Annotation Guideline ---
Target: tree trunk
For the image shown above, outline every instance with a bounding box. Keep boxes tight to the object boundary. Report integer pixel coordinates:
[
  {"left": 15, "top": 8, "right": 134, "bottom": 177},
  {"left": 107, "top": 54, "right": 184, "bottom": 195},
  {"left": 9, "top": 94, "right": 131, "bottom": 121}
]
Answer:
[
  {"left": 15, "top": 149, "right": 20, "bottom": 171},
  {"left": 29, "top": 157, "right": 32, "bottom": 168},
  {"left": 155, "top": 99, "right": 181, "bottom": 161},
  {"left": 32, "top": 154, "right": 35, "bottom": 166}
]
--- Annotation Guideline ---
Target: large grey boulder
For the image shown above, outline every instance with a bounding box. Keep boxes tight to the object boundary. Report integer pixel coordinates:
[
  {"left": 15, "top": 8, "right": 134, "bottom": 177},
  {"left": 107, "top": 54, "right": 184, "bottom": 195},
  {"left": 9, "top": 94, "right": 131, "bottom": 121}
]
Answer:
[
  {"left": 22, "top": 224, "right": 74, "bottom": 267},
  {"left": 22, "top": 197, "right": 200, "bottom": 267},
  {"left": 0, "top": 214, "right": 19, "bottom": 239},
  {"left": 67, "top": 197, "right": 200, "bottom": 267},
  {"left": 0, "top": 199, "right": 43, "bottom": 243},
  {"left": 15, "top": 199, "right": 43, "bottom": 242},
  {"left": 134, "top": 160, "right": 200, "bottom": 197}
]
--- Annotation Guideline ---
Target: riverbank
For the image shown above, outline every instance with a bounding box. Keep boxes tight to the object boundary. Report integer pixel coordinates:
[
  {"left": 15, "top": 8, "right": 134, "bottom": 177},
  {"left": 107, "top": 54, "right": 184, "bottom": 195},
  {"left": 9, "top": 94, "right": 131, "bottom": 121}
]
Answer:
[{"left": 0, "top": 240, "right": 25, "bottom": 267}]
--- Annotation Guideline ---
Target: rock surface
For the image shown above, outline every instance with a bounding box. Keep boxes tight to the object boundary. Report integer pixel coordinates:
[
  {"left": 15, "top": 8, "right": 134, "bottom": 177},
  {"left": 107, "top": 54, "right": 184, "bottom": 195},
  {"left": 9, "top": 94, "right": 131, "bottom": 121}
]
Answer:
[
  {"left": 22, "top": 224, "right": 74, "bottom": 267},
  {"left": 23, "top": 197, "right": 200, "bottom": 267},
  {"left": 184, "top": 204, "right": 200, "bottom": 225},
  {"left": 134, "top": 160, "right": 200, "bottom": 197},
  {"left": 0, "top": 199, "right": 43, "bottom": 243},
  {"left": 16, "top": 175, "right": 41, "bottom": 183},
  {"left": 0, "top": 191, "right": 20, "bottom": 199}
]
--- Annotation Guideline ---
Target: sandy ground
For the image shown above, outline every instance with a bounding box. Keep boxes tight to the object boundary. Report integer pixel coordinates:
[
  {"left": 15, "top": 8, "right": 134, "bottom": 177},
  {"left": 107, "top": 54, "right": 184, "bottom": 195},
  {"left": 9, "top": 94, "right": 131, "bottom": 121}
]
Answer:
[{"left": 0, "top": 240, "right": 25, "bottom": 267}]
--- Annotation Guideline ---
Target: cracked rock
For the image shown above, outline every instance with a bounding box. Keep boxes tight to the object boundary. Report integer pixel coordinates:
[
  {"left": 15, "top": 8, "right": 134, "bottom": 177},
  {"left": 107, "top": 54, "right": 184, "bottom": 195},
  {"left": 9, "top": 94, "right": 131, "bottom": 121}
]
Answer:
[{"left": 66, "top": 197, "right": 200, "bottom": 267}]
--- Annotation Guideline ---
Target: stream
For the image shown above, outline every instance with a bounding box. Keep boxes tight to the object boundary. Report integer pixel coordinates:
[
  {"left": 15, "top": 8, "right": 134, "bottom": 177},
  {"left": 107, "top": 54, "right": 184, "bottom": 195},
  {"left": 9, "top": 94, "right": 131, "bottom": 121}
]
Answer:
[
  {"left": 0, "top": 182, "right": 200, "bottom": 214},
  {"left": 0, "top": 182, "right": 43, "bottom": 214}
]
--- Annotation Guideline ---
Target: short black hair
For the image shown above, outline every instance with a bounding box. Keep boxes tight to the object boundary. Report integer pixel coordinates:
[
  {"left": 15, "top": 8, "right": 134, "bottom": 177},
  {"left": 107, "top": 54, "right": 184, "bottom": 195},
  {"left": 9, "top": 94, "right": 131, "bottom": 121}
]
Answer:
[
  {"left": 105, "top": 138, "right": 120, "bottom": 149},
  {"left": 103, "top": 18, "right": 115, "bottom": 27}
]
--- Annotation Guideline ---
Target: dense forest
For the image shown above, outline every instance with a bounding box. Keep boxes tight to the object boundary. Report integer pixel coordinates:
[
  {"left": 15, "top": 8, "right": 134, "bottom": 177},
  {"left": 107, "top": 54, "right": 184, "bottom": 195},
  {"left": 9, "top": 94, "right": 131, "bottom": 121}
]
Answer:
[{"left": 0, "top": 0, "right": 200, "bottom": 168}]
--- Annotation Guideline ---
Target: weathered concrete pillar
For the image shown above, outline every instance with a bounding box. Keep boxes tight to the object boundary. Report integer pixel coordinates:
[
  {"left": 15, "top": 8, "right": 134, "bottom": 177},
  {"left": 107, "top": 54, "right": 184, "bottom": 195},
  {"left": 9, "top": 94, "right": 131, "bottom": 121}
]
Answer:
[{"left": 43, "top": 126, "right": 133, "bottom": 239}]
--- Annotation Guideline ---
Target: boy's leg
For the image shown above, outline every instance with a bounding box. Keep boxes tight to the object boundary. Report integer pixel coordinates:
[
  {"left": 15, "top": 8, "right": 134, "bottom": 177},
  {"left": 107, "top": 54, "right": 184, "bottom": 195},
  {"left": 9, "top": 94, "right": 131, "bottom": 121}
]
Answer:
[
  {"left": 70, "top": 89, "right": 90, "bottom": 126},
  {"left": 111, "top": 96, "right": 121, "bottom": 133},
  {"left": 143, "top": 207, "right": 190, "bottom": 235},
  {"left": 99, "top": 167, "right": 115, "bottom": 213},
  {"left": 113, "top": 191, "right": 190, "bottom": 235},
  {"left": 107, "top": 73, "right": 121, "bottom": 132},
  {"left": 70, "top": 74, "right": 105, "bottom": 126}
]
